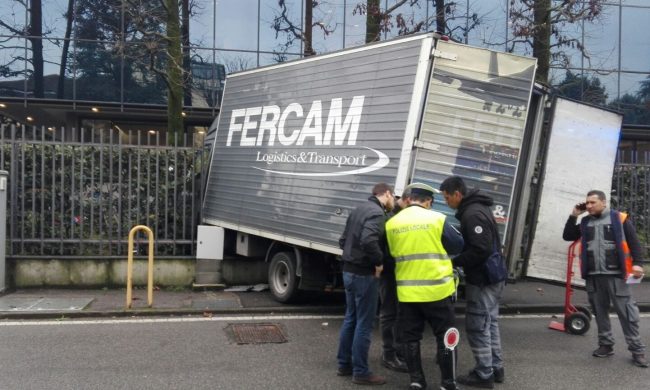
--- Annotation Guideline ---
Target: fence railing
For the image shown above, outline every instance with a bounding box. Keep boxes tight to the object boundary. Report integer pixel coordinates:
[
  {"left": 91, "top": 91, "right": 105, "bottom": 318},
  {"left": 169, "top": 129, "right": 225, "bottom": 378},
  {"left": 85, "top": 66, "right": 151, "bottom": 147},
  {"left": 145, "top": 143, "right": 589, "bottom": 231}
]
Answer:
[
  {"left": 2, "top": 123, "right": 647, "bottom": 262},
  {"left": 611, "top": 163, "right": 650, "bottom": 256},
  {"left": 0, "top": 124, "right": 208, "bottom": 258}
]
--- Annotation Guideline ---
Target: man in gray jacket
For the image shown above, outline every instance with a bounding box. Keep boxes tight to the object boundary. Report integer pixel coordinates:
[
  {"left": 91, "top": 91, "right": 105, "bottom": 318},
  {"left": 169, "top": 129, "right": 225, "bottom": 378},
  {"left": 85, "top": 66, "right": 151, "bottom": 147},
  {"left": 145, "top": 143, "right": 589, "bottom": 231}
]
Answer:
[{"left": 563, "top": 189, "right": 647, "bottom": 368}]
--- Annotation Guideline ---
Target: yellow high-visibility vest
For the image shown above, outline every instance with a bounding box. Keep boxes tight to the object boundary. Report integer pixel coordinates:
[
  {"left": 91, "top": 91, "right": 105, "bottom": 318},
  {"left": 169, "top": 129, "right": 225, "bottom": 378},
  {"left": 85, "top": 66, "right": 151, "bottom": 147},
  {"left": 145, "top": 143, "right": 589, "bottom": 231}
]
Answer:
[{"left": 386, "top": 206, "right": 455, "bottom": 302}]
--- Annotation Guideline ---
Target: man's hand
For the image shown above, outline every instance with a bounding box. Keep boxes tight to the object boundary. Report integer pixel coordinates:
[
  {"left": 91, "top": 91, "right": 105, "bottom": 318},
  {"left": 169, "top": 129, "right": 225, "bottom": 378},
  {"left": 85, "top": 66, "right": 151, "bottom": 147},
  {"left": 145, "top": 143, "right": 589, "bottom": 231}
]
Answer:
[
  {"left": 374, "top": 265, "right": 383, "bottom": 278},
  {"left": 572, "top": 203, "right": 586, "bottom": 217},
  {"left": 631, "top": 265, "right": 645, "bottom": 279}
]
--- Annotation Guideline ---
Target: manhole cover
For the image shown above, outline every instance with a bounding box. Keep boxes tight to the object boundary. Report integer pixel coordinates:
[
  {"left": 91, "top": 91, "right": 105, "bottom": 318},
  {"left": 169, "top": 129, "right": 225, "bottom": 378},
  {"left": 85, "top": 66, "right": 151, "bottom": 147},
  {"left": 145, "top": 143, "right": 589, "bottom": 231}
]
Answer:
[{"left": 226, "top": 323, "right": 287, "bottom": 344}]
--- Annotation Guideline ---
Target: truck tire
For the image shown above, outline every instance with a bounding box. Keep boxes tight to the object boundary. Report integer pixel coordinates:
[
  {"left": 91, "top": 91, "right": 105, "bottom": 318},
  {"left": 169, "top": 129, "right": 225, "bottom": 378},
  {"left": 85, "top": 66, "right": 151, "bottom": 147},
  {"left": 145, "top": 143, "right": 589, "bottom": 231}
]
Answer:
[{"left": 269, "top": 251, "right": 300, "bottom": 303}]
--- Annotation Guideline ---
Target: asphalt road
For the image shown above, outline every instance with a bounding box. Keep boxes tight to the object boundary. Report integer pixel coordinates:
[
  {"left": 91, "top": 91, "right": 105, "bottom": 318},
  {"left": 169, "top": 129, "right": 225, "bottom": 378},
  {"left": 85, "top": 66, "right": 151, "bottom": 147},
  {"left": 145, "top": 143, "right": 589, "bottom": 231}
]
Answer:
[{"left": 1, "top": 314, "right": 648, "bottom": 389}]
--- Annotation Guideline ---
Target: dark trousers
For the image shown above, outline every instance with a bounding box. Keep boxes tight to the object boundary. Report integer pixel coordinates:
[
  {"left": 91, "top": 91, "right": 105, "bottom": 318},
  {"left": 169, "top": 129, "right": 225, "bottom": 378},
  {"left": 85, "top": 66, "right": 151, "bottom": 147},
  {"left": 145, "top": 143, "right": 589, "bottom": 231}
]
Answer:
[
  {"left": 379, "top": 270, "right": 401, "bottom": 358},
  {"left": 398, "top": 297, "right": 456, "bottom": 386},
  {"left": 337, "top": 272, "right": 380, "bottom": 377},
  {"left": 398, "top": 297, "right": 455, "bottom": 346}
]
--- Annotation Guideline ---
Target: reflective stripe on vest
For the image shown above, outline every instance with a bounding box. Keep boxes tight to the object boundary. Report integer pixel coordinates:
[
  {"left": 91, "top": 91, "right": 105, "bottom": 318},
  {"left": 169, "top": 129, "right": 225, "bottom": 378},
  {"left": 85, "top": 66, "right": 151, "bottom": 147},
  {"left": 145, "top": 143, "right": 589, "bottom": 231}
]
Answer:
[
  {"left": 396, "top": 276, "right": 453, "bottom": 286},
  {"left": 619, "top": 212, "right": 634, "bottom": 277},
  {"left": 386, "top": 206, "right": 455, "bottom": 302},
  {"left": 394, "top": 253, "right": 450, "bottom": 262}
]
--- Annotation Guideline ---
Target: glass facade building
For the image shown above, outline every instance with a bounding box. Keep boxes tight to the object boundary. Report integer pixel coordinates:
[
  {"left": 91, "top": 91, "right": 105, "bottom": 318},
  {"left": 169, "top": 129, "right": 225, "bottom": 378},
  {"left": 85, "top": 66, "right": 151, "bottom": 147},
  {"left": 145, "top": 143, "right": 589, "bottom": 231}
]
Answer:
[{"left": 0, "top": 0, "right": 648, "bottom": 124}]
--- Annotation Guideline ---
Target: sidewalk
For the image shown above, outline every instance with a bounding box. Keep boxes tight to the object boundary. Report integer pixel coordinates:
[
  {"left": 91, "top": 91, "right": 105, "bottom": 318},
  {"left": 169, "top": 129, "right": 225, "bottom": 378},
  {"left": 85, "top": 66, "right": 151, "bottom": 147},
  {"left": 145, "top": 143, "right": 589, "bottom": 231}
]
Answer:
[{"left": 1, "top": 279, "right": 649, "bottom": 320}]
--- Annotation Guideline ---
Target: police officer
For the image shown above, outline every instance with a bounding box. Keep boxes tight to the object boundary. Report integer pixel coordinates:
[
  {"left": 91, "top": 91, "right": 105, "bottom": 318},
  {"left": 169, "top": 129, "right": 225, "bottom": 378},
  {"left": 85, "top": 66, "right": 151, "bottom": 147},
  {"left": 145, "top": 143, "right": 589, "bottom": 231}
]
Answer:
[{"left": 386, "top": 183, "right": 464, "bottom": 390}]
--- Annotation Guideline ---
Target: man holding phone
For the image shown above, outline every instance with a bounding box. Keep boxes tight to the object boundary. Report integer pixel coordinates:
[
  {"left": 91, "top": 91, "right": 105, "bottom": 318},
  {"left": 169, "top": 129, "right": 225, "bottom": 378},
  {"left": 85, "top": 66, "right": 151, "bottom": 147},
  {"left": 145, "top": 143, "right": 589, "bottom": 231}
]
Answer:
[{"left": 563, "top": 190, "right": 647, "bottom": 368}]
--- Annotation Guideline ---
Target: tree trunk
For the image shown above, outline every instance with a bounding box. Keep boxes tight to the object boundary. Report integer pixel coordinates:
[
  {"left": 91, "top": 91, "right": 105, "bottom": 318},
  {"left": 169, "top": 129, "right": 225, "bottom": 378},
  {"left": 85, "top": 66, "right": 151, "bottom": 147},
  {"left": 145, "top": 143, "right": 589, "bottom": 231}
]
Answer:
[
  {"left": 365, "top": 0, "right": 381, "bottom": 43},
  {"left": 182, "top": 0, "right": 192, "bottom": 106},
  {"left": 166, "top": 0, "right": 184, "bottom": 143},
  {"left": 533, "top": 0, "right": 551, "bottom": 84},
  {"left": 434, "top": 0, "right": 446, "bottom": 34},
  {"left": 57, "top": 0, "right": 75, "bottom": 99},
  {"left": 29, "top": 0, "right": 44, "bottom": 98},
  {"left": 304, "top": 0, "right": 314, "bottom": 56}
]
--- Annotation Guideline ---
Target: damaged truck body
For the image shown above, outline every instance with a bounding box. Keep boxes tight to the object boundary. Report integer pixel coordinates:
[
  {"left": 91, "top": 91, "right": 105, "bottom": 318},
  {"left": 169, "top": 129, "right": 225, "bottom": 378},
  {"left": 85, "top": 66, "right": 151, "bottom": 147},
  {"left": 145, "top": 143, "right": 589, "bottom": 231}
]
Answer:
[{"left": 198, "top": 33, "right": 623, "bottom": 302}]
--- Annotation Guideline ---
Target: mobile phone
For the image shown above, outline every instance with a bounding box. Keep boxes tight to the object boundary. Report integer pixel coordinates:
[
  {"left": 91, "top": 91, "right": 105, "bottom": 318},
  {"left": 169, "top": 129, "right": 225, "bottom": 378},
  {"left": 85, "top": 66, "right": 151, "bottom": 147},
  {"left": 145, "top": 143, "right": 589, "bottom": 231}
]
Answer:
[{"left": 577, "top": 202, "right": 587, "bottom": 211}]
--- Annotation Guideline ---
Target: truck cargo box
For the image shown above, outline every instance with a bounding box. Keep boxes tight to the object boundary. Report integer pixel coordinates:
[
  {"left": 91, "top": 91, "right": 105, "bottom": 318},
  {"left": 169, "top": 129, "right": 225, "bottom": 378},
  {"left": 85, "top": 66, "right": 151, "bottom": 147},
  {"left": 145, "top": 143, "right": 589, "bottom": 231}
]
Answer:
[{"left": 202, "top": 34, "right": 537, "bottom": 259}]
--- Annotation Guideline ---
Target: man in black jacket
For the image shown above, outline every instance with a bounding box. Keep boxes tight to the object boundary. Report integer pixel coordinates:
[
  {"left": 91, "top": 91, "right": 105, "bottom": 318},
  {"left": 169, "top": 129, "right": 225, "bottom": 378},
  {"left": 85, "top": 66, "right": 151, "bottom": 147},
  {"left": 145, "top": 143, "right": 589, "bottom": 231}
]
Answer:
[
  {"left": 378, "top": 192, "right": 410, "bottom": 373},
  {"left": 440, "top": 176, "right": 505, "bottom": 389},
  {"left": 336, "top": 183, "right": 395, "bottom": 386},
  {"left": 563, "top": 190, "right": 647, "bottom": 368}
]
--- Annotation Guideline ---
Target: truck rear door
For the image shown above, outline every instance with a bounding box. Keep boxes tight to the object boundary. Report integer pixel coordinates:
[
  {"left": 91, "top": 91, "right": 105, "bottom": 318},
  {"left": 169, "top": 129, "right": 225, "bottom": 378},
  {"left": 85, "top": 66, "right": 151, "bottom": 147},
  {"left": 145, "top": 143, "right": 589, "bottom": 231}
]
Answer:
[
  {"left": 410, "top": 40, "right": 537, "bottom": 240},
  {"left": 525, "top": 98, "right": 623, "bottom": 284}
]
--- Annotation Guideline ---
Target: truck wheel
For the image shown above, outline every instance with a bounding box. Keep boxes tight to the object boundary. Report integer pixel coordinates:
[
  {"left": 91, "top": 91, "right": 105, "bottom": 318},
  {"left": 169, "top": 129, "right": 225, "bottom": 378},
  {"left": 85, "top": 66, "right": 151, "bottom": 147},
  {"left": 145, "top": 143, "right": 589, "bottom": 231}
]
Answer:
[
  {"left": 269, "top": 251, "right": 300, "bottom": 303},
  {"left": 565, "top": 312, "right": 590, "bottom": 335}
]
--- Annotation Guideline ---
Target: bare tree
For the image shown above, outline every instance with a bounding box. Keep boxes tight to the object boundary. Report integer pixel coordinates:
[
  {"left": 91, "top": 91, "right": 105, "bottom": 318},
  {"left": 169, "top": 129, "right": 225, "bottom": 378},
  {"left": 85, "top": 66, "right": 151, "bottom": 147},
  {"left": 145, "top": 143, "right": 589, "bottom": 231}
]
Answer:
[
  {"left": 508, "top": 0, "right": 604, "bottom": 84},
  {"left": 271, "top": 0, "right": 335, "bottom": 58},
  {"left": 119, "top": 0, "right": 186, "bottom": 142},
  {"left": 224, "top": 56, "right": 252, "bottom": 74},
  {"left": 0, "top": 0, "right": 48, "bottom": 97},
  {"left": 356, "top": 0, "right": 478, "bottom": 44},
  {"left": 181, "top": 0, "right": 192, "bottom": 106},
  {"left": 163, "top": 0, "right": 184, "bottom": 142},
  {"left": 57, "top": 0, "right": 75, "bottom": 98},
  {"left": 29, "top": 0, "right": 44, "bottom": 97}
]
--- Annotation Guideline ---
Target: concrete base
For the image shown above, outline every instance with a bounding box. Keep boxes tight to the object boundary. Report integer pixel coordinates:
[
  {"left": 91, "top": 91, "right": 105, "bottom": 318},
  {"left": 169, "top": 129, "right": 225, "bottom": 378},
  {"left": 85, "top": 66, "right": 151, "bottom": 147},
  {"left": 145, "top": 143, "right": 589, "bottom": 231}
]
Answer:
[
  {"left": 10, "top": 256, "right": 269, "bottom": 288},
  {"left": 13, "top": 258, "right": 195, "bottom": 288}
]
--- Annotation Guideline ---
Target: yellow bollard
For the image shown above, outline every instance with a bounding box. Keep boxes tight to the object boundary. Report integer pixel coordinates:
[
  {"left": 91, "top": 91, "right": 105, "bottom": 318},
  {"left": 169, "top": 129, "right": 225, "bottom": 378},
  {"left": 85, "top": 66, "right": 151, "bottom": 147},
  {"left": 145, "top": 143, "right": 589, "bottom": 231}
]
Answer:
[{"left": 126, "top": 225, "right": 155, "bottom": 309}]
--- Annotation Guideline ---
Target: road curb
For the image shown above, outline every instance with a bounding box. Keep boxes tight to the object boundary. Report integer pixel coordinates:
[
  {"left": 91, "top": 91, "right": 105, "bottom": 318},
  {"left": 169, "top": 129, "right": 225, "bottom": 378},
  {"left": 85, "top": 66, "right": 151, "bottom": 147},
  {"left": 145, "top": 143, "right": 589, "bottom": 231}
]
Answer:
[
  {"left": 0, "top": 305, "right": 347, "bottom": 320},
  {"left": 2, "top": 303, "right": 648, "bottom": 321}
]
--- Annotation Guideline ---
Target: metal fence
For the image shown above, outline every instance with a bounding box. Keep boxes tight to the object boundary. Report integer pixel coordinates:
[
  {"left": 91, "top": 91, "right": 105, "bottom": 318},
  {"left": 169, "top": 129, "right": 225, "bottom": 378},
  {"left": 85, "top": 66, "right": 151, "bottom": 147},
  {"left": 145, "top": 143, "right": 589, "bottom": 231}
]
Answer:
[
  {"left": 611, "top": 163, "right": 650, "bottom": 255},
  {"left": 2, "top": 122, "right": 648, "bottom": 262},
  {"left": 0, "top": 124, "right": 207, "bottom": 259}
]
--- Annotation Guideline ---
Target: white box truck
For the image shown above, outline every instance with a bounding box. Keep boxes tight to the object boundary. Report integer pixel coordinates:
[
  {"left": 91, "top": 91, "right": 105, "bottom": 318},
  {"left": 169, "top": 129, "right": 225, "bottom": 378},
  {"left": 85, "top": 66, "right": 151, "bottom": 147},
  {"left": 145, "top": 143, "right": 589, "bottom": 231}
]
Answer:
[{"left": 199, "top": 33, "right": 623, "bottom": 301}]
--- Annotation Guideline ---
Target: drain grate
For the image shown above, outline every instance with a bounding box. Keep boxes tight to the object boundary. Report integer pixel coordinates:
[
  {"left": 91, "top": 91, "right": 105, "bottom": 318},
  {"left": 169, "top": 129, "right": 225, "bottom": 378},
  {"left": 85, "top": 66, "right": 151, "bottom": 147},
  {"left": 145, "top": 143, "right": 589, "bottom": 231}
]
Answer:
[{"left": 226, "top": 323, "right": 287, "bottom": 344}]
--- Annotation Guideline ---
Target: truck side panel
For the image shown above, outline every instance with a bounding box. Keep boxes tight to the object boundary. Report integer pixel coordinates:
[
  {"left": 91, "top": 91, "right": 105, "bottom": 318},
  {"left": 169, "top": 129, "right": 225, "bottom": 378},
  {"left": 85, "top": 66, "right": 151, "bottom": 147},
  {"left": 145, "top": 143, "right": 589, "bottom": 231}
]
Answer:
[{"left": 203, "top": 36, "right": 431, "bottom": 254}]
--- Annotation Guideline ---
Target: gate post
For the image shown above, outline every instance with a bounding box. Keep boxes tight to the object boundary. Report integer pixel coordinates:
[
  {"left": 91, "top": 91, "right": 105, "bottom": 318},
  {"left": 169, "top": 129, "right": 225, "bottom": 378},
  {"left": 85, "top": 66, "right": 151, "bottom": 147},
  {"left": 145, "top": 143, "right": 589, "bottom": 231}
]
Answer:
[{"left": 0, "top": 171, "right": 7, "bottom": 292}]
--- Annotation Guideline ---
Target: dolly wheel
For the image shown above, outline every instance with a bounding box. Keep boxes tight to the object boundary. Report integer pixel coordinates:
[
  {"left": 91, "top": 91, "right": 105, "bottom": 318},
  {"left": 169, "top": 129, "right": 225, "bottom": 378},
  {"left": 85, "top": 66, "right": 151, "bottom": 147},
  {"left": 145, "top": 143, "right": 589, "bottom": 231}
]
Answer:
[
  {"left": 565, "top": 312, "right": 590, "bottom": 335},
  {"left": 576, "top": 305, "right": 592, "bottom": 321}
]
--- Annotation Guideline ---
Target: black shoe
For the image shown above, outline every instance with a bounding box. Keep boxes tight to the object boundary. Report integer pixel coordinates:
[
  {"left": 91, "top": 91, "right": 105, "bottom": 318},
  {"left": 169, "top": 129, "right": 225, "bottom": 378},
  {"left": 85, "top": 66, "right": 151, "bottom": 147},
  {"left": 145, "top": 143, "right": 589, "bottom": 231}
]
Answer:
[
  {"left": 592, "top": 345, "right": 614, "bottom": 358},
  {"left": 337, "top": 366, "right": 353, "bottom": 376},
  {"left": 352, "top": 374, "right": 386, "bottom": 385},
  {"left": 493, "top": 367, "right": 504, "bottom": 383},
  {"left": 632, "top": 353, "right": 649, "bottom": 368},
  {"left": 440, "top": 380, "right": 459, "bottom": 390},
  {"left": 382, "top": 356, "right": 408, "bottom": 373},
  {"left": 408, "top": 382, "right": 426, "bottom": 390},
  {"left": 457, "top": 370, "right": 494, "bottom": 389}
]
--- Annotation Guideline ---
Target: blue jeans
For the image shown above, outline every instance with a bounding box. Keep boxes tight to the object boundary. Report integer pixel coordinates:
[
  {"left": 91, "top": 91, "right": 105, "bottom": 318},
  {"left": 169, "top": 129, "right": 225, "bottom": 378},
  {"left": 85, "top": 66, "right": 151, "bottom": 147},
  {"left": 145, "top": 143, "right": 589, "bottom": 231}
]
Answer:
[
  {"left": 465, "top": 281, "right": 504, "bottom": 380},
  {"left": 337, "top": 271, "right": 379, "bottom": 377}
]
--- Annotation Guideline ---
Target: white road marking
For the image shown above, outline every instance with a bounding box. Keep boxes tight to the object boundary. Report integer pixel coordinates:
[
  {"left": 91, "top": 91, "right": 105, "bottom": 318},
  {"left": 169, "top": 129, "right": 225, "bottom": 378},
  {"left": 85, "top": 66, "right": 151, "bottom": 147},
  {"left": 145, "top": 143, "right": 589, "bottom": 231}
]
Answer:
[
  {"left": 0, "top": 314, "right": 345, "bottom": 326},
  {"left": 1, "top": 313, "right": 649, "bottom": 326}
]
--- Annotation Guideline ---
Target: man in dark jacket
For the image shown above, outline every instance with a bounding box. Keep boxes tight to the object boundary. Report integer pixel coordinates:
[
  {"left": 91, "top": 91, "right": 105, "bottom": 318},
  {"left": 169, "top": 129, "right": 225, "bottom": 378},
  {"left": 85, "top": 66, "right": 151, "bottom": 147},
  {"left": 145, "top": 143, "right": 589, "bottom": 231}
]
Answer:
[
  {"left": 378, "top": 191, "right": 410, "bottom": 373},
  {"left": 336, "top": 182, "right": 395, "bottom": 386},
  {"left": 563, "top": 189, "right": 647, "bottom": 368},
  {"left": 440, "top": 176, "right": 505, "bottom": 389}
]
